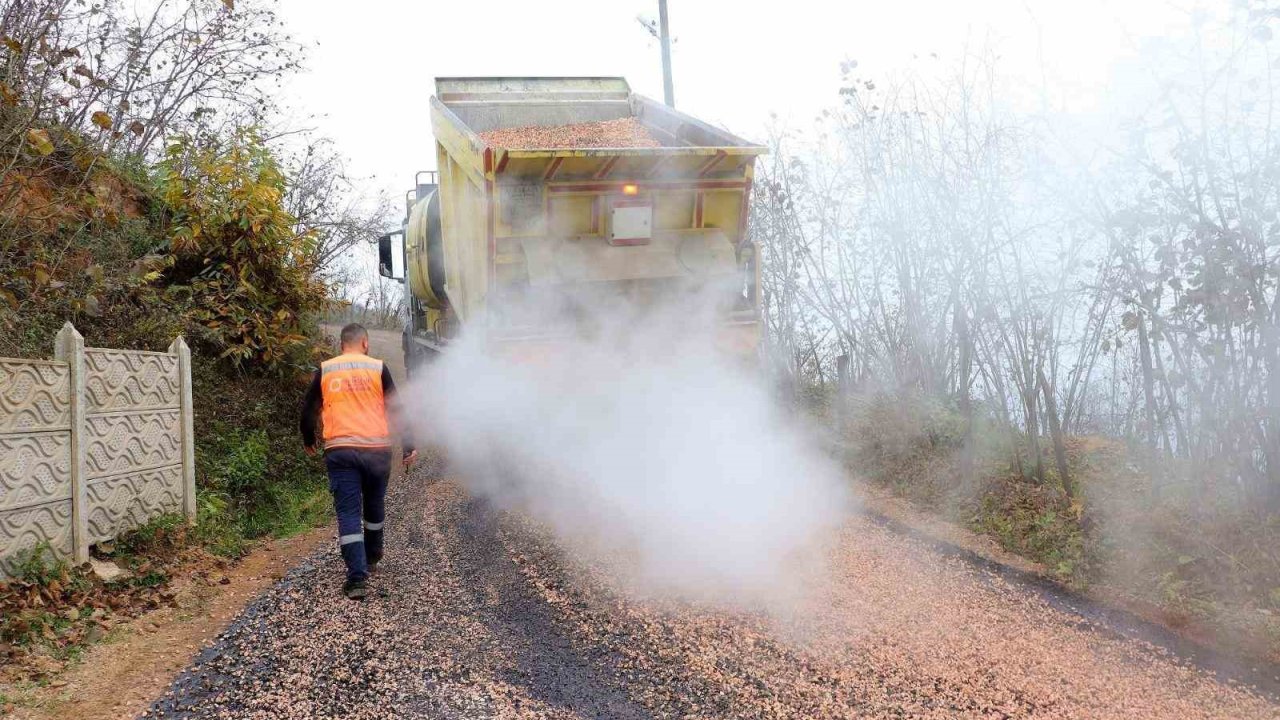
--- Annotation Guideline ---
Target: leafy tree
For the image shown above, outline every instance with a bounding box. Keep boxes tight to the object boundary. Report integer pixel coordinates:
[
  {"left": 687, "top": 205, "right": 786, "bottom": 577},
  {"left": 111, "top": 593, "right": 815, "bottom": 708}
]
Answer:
[{"left": 157, "top": 128, "right": 328, "bottom": 370}]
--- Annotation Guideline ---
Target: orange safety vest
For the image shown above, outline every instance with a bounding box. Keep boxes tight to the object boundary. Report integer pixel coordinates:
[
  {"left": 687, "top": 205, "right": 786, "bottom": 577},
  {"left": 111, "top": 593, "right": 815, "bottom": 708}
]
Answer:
[{"left": 320, "top": 353, "right": 390, "bottom": 449}]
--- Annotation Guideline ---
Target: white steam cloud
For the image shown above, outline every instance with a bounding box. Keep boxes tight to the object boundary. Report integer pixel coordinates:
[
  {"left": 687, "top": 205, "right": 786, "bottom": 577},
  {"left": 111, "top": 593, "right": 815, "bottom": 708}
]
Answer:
[{"left": 407, "top": 289, "right": 850, "bottom": 606}]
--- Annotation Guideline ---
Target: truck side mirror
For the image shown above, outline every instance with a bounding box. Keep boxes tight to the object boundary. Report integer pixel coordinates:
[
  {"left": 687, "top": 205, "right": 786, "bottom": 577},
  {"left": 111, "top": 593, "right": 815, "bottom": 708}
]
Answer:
[{"left": 378, "top": 232, "right": 404, "bottom": 283}]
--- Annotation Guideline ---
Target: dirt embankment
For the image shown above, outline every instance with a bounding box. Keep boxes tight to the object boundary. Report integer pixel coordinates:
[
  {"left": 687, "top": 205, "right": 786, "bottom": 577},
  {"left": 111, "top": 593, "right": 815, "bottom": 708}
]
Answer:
[{"left": 1, "top": 165, "right": 147, "bottom": 233}]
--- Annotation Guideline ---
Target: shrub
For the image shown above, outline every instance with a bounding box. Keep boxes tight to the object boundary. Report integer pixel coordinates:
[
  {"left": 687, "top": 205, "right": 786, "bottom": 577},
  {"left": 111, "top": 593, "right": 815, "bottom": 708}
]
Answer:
[
  {"left": 157, "top": 129, "right": 329, "bottom": 372},
  {"left": 214, "top": 429, "right": 271, "bottom": 495}
]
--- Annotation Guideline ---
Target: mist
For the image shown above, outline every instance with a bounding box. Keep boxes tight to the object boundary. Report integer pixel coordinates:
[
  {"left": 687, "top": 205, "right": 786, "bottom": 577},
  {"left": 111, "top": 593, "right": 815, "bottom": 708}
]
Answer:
[
  {"left": 750, "top": 0, "right": 1280, "bottom": 637},
  {"left": 405, "top": 290, "right": 851, "bottom": 607},
  {"left": 379, "top": 0, "right": 1280, "bottom": 658}
]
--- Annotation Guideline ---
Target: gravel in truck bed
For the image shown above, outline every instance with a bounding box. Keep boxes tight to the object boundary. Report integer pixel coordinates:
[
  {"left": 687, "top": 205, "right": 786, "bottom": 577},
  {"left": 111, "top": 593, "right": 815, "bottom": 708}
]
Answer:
[{"left": 478, "top": 117, "right": 664, "bottom": 149}]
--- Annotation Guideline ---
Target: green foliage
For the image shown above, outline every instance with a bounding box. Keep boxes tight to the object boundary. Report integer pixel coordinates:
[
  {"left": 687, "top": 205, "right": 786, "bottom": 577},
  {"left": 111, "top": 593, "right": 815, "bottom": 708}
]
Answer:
[
  {"left": 970, "top": 485, "right": 1089, "bottom": 588},
  {"left": 158, "top": 129, "right": 329, "bottom": 371},
  {"left": 115, "top": 513, "right": 187, "bottom": 558},
  {"left": 189, "top": 361, "right": 330, "bottom": 555},
  {"left": 0, "top": 122, "right": 333, "bottom": 372},
  {"left": 195, "top": 423, "right": 328, "bottom": 547},
  {"left": 0, "top": 129, "right": 168, "bottom": 357},
  {"left": 193, "top": 488, "right": 249, "bottom": 558},
  {"left": 212, "top": 429, "right": 271, "bottom": 494},
  {"left": 10, "top": 545, "right": 73, "bottom": 589},
  {"left": 843, "top": 391, "right": 986, "bottom": 507}
]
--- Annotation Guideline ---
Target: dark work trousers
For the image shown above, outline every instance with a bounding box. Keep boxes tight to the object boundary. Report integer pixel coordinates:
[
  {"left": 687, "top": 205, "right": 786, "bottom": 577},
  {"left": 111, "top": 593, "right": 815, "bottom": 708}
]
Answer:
[{"left": 324, "top": 447, "right": 392, "bottom": 582}]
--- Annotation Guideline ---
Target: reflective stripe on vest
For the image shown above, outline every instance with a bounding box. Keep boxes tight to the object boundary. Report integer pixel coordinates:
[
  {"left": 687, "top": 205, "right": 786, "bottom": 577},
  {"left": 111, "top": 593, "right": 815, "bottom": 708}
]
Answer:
[
  {"left": 320, "top": 353, "right": 390, "bottom": 449},
  {"left": 323, "top": 361, "right": 383, "bottom": 375},
  {"left": 325, "top": 434, "right": 393, "bottom": 448}
]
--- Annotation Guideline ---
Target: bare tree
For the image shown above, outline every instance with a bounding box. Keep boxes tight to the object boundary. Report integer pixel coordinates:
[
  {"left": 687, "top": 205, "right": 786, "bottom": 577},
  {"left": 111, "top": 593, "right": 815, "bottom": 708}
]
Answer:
[
  {"left": 1, "top": 0, "right": 302, "bottom": 158},
  {"left": 282, "top": 137, "right": 392, "bottom": 275},
  {"left": 753, "top": 6, "right": 1280, "bottom": 508}
]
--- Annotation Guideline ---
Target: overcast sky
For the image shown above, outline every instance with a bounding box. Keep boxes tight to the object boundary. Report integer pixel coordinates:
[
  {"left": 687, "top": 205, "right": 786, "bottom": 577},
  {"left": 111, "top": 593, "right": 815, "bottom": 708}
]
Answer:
[{"left": 275, "top": 0, "right": 1193, "bottom": 215}]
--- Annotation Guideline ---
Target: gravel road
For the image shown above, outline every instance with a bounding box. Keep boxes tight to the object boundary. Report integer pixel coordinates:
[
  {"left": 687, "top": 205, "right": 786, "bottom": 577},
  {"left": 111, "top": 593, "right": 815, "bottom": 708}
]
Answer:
[
  {"left": 141, "top": 331, "right": 1280, "bottom": 718},
  {"left": 140, "top": 468, "right": 1279, "bottom": 719}
]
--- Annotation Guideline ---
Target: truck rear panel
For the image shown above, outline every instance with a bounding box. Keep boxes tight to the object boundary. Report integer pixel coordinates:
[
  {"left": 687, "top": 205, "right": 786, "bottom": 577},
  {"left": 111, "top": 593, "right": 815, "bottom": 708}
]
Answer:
[{"left": 420, "top": 76, "right": 766, "bottom": 350}]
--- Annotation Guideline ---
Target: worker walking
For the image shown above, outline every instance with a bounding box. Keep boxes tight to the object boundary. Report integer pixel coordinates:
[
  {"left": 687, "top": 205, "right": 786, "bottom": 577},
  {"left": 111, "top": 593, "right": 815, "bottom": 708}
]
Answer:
[{"left": 301, "top": 323, "right": 417, "bottom": 600}]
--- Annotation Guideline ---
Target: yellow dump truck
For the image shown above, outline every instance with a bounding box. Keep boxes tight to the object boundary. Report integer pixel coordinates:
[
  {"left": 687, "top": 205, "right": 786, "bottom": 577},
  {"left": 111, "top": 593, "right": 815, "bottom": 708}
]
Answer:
[{"left": 378, "top": 77, "right": 767, "bottom": 370}]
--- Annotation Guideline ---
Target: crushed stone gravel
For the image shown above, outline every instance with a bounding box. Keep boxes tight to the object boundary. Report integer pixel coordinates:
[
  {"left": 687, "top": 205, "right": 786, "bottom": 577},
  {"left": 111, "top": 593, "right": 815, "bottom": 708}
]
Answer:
[
  {"left": 143, "top": 465, "right": 1280, "bottom": 719},
  {"left": 478, "top": 118, "right": 663, "bottom": 149}
]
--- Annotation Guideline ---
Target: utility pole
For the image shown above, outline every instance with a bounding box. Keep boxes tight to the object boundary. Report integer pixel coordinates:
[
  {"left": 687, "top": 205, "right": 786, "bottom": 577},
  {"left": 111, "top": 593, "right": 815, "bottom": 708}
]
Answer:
[{"left": 658, "top": 0, "right": 674, "bottom": 107}]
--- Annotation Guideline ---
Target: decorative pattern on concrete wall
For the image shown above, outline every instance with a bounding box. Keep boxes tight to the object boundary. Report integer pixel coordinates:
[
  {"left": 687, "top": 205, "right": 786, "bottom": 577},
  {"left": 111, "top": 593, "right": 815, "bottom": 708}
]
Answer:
[
  {"left": 84, "top": 411, "right": 182, "bottom": 478},
  {"left": 85, "top": 466, "right": 186, "bottom": 545},
  {"left": 0, "top": 359, "right": 74, "bottom": 569},
  {"left": 0, "top": 324, "right": 195, "bottom": 576},
  {"left": 0, "top": 360, "right": 70, "bottom": 434},
  {"left": 0, "top": 503, "right": 74, "bottom": 567},
  {"left": 84, "top": 349, "right": 179, "bottom": 413},
  {"left": 0, "top": 434, "right": 72, "bottom": 510}
]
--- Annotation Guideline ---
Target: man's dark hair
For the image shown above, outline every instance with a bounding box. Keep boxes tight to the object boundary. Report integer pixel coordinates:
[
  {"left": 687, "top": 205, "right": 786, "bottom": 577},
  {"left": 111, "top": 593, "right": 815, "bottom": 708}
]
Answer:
[{"left": 340, "top": 323, "right": 369, "bottom": 348}]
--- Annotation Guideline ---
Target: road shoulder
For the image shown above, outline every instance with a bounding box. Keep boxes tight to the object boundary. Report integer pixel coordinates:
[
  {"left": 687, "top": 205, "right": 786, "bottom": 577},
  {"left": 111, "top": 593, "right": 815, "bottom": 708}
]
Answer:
[
  {"left": 849, "top": 473, "right": 1280, "bottom": 701},
  {"left": 1, "top": 527, "right": 330, "bottom": 720}
]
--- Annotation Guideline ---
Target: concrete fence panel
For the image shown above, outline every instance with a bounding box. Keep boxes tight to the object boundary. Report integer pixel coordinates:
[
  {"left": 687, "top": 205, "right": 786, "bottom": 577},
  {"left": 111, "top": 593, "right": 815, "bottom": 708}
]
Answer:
[
  {"left": 0, "top": 323, "right": 195, "bottom": 576},
  {"left": 0, "top": 359, "right": 75, "bottom": 570}
]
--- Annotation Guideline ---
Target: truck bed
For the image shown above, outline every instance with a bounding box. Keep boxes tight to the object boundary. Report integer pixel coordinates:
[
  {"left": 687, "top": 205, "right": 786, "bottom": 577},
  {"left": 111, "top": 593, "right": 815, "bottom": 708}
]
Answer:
[{"left": 434, "top": 76, "right": 762, "bottom": 159}]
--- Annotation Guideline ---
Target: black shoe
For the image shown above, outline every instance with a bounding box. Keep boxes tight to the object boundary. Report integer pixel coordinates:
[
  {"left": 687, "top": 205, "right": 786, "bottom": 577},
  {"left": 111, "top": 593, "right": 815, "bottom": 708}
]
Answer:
[
  {"left": 343, "top": 578, "right": 368, "bottom": 600},
  {"left": 367, "top": 562, "right": 378, "bottom": 576}
]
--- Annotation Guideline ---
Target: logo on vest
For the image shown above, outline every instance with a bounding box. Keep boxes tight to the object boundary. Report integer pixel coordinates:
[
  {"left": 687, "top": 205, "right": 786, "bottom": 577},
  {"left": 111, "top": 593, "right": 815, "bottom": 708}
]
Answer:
[{"left": 328, "top": 375, "right": 376, "bottom": 394}]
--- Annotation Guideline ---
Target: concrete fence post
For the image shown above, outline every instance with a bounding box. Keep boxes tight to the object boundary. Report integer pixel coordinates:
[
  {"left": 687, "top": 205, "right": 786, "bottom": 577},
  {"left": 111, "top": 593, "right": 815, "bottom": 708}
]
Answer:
[
  {"left": 53, "top": 322, "right": 89, "bottom": 564},
  {"left": 169, "top": 336, "right": 197, "bottom": 522}
]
